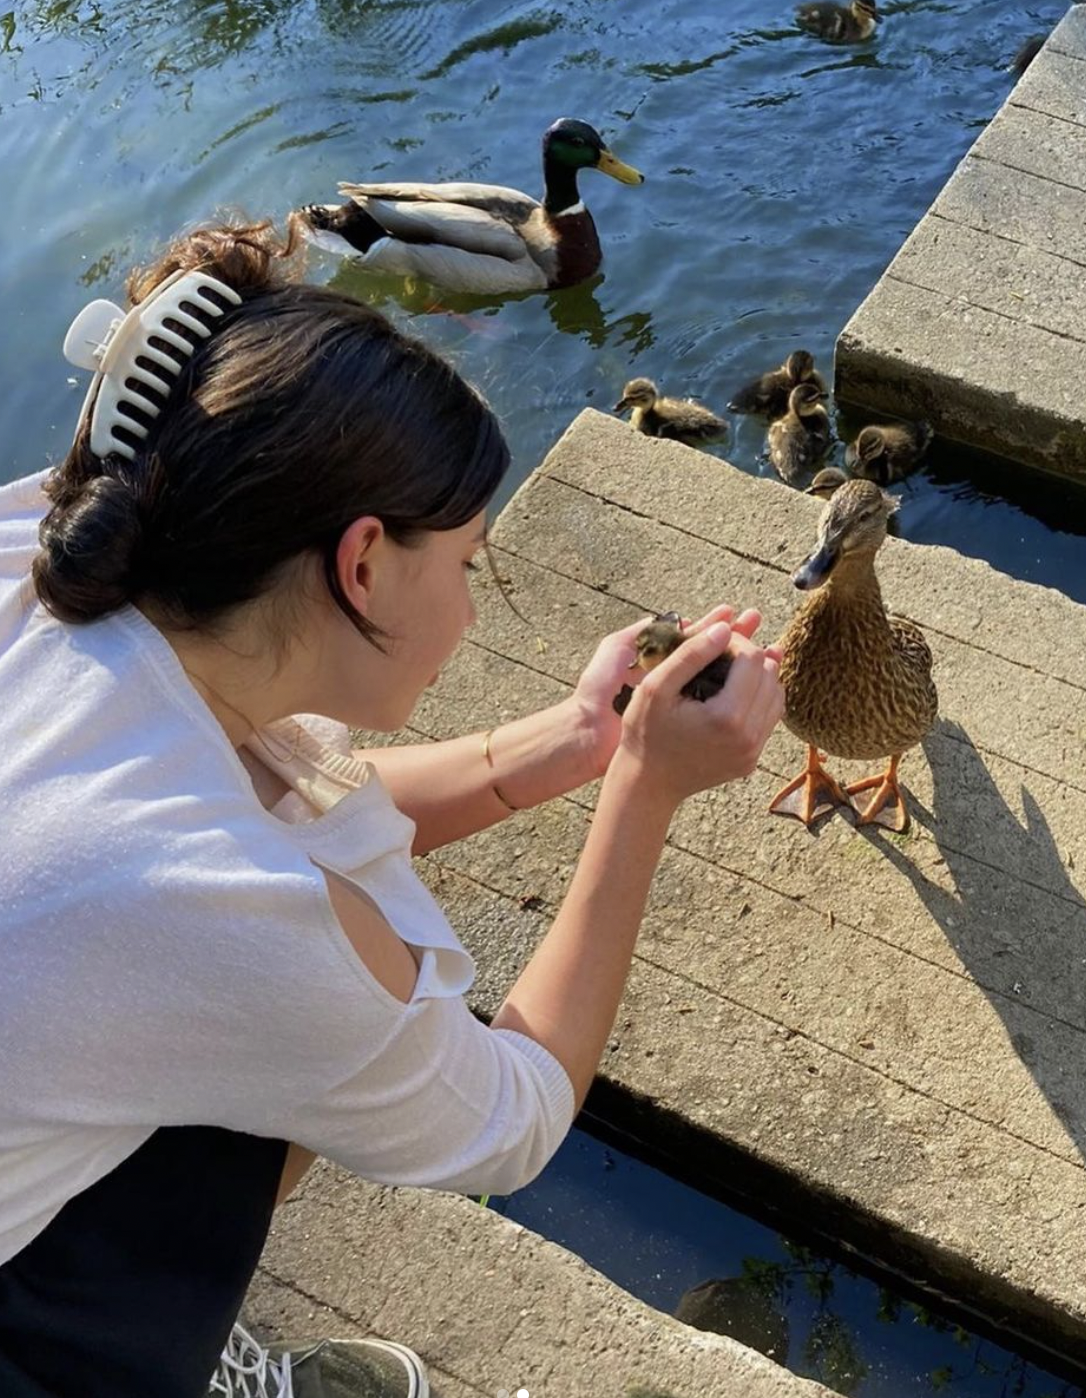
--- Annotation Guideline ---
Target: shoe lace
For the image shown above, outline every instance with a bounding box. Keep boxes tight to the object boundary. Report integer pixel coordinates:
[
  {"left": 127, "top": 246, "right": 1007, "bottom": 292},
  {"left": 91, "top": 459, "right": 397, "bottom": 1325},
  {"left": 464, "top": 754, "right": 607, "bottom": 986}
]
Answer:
[{"left": 209, "top": 1321, "right": 294, "bottom": 1398}]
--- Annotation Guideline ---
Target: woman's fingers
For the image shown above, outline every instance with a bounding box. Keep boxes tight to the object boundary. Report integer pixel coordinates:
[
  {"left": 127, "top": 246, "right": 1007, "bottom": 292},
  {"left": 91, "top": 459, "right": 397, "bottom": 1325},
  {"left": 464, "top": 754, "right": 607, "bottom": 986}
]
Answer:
[{"left": 641, "top": 621, "right": 732, "bottom": 697}]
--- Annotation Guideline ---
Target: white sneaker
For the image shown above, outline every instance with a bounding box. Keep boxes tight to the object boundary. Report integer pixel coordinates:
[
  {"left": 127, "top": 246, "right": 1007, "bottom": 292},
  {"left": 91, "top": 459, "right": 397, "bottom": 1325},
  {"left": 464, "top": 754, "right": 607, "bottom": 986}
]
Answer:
[{"left": 210, "top": 1321, "right": 429, "bottom": 1398}]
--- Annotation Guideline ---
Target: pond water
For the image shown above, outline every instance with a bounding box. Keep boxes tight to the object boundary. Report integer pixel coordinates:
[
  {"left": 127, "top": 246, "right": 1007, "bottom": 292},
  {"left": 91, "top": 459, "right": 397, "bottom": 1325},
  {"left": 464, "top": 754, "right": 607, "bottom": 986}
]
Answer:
[
  {"left": 5, "top": 0, "right": 1086, "bottom": 600},
  {"left": 492, "top": 1122, "right": 1085, "bottom": 1398}
]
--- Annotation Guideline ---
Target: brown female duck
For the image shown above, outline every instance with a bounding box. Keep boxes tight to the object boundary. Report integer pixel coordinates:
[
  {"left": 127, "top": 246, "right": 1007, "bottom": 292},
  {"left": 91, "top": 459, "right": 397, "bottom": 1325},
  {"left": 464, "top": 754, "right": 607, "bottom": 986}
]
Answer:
[
  {"left": 727, "top": 349, "right": 826, "bottom": 418},
  {"left": 769, "top": 479, "right": 937, "bottom": 831},
  {"left": 767, "top": 383, "right": 832, "bottom": 485},
  {"left": 614, "top": 378, "right": 729, "bottom": 446}
]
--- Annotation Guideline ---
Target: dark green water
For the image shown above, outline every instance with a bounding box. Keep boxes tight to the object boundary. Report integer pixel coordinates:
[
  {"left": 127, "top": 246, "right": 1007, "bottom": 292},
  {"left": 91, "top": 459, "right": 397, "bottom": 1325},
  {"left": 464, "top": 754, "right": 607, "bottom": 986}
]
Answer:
[
  {"left": 4, "top": 0, "right": 1086, "bottom": 597},
  {"left": 493, "top": 1123, "right": 1084, "bottom": 1398}
]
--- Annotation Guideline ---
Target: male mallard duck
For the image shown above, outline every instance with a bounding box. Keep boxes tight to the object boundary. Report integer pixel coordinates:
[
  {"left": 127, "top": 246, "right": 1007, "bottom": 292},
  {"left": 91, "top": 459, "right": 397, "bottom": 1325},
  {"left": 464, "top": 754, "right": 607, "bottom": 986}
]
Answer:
[
  {"left": 295, "top": 117, "right": 644, "bottom": 296},
  {"left": 769, "top": 479, "right": 937, "bottom": 831},
  {"left": 614, "top": 378, "right": 729, "bottom": 446},
  {"left": 727, "top": 350, "right": 826, "bottom": 418},
  {"left": 795, "top": 0, "right": 878, "bottom": 42},
  {"left": 806, "top": 466, "right": 849, "bottom": 500},
  {"left": 845, "top": 421, "right": 933, "bottom": 485},
  {"left": 767, "top": 383, "right": 832, "bottom": 486},
  {"left": 613, "top": 612, "right": 732, "bottom": 714}
]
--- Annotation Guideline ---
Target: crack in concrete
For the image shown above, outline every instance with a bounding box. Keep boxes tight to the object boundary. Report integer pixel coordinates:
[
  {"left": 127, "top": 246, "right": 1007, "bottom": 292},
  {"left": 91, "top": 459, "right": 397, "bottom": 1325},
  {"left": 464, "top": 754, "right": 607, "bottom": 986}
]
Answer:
[{"left": 927, "top": 203, "right": 1086, "bottom": 274}]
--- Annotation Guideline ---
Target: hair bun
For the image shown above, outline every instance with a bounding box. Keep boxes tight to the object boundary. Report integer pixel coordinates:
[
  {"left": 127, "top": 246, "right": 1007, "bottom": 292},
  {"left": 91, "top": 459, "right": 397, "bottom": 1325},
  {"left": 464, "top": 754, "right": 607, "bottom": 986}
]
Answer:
[{"left": 33, "top": 474, "right": 144, "bottom": 623}]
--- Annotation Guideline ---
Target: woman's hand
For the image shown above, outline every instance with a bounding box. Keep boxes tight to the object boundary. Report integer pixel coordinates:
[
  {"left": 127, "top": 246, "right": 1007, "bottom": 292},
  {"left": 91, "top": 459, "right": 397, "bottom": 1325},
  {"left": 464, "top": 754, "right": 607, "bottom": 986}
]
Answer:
[
  {"left": 568, "top": 605, "right": 773, "bottom": 779},
  {"left": 613, "top": 615, "right": 784, "bottom": 807}
]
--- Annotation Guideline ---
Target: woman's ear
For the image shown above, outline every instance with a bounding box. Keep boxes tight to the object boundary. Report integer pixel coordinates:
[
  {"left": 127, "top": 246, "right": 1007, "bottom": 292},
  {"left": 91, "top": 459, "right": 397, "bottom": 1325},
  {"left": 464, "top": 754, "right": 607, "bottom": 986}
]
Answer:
[{"left": 334, "top": 517, "right": 386, "bottom": 615}]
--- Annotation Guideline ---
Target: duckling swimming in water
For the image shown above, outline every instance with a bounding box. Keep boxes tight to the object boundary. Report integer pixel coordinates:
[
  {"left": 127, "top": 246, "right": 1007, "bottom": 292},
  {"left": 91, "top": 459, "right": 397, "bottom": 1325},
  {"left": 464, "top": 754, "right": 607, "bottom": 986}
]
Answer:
[
  {"left": 612, "top": 612, "right": 733, "bottom": 715},
  {"left": 767, "top": 383, "right": 832, "bottom": 486},
  {"left": 796, "top": 0, "right": 878, "bottom": 42},
  {"left": 806, "top": 466, "right": 849, "bottom": 501},
  {"left": 769, "top": 479, "right": 937, "bottom": 831},
  {"left": 845, "top": 421, "right": 933, "bottom": 485},
  {"left": 614, "top": 378, "right": 729, "bottom": 446},
  {"left": 727, "top": 350, "right": 826, "bottom": 419}
]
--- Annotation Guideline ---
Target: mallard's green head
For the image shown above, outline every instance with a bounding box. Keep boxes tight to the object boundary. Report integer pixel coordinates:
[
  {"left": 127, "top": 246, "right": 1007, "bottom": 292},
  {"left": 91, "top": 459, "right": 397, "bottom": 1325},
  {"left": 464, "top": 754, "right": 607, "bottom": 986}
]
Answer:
[
  {"left": 788, "top": 382, "right": 828, "bottom": 418},
  {"left": 614, "top": 377, "right": 659, "bottom": 413},
  {"left": 794, "top": 479, "right": 897, "bottom": 590},
  {"left": 543, "top": 118, "right": 644, "bottom": 185}
]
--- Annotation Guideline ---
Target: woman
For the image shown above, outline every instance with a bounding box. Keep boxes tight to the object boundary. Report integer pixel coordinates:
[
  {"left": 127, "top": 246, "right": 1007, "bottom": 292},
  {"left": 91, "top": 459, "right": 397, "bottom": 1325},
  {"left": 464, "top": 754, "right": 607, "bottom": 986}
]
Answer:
[{"left": 0, "top": 221, "right": 783, "bottom": 1398}]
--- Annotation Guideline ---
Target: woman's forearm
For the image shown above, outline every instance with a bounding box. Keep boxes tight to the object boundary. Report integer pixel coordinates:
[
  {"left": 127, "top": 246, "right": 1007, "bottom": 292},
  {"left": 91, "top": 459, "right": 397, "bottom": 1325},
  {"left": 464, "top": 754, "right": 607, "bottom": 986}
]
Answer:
[
  {"left": 355, "top": 697, "right": 598, "bottom": 854},
  {"left": 490, "top": 755, "right": 676, "bottom": 1110}
]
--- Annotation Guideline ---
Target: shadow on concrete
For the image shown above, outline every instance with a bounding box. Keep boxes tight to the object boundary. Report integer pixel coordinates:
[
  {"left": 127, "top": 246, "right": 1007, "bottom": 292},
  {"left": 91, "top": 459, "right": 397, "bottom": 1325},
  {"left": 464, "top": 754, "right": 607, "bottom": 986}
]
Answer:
[{"left": 874, "top": 716, "right": 1086, "bottom": 1160}]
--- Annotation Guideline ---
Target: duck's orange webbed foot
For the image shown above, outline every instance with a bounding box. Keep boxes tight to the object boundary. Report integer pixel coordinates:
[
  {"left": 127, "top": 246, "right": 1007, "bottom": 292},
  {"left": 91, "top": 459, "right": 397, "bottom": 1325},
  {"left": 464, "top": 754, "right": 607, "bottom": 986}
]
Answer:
[
  {"left": 769, "top": 745, "right": 849, "bottom": 826},
  {"left": 846, "top": 755, "right": 909, "bottom": 832}
]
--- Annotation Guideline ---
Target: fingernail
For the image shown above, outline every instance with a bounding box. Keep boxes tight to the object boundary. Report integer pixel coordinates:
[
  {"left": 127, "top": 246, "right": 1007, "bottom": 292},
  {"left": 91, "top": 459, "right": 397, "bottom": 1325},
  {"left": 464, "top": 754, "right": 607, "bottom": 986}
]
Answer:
[{"left": 707, "top": 622, "right": 731, "bottom": 645}]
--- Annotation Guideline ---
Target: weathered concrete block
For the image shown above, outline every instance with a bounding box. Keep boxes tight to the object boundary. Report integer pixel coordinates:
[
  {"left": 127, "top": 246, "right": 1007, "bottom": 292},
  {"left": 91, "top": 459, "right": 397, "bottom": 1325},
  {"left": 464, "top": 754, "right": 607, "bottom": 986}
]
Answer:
[{"left": 836, "top": 32, "right": 1086, "bottom": 480}]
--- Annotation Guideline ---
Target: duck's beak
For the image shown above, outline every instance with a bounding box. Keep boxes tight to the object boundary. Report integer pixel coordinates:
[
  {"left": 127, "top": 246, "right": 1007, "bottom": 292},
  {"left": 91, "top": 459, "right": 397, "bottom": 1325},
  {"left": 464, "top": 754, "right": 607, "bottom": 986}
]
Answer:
[
  {"left": 614, "top": 396, "right": 633, "bottom": 413},
  {"left": 597, "top": 148, "right": 645, "bottom": 186},
  {"left": 792, "top": 544, "right": 837, "bottom": 590}
]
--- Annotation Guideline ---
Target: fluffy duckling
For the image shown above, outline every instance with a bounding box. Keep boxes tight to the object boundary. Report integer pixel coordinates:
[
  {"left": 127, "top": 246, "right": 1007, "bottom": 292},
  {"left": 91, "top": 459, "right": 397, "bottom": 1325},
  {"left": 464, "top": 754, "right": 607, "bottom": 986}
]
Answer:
[
  {"left": 295, "top": 117, "right": 644, "bottom": 296},
  {"left": 612, "top": 612, "right": 732, "bottom": 715},
  {"left": 769, "top": 480, "right": 937, "bottom": 831},
  {"left": 795, "top": 0, "right": 878, "bottom": 42},
  {"left": 767, "top": 383, "right": 832, "bottom": 486},
  {"left": 727, "top": 350, "right": 826, "bottom": 419},
  {"left": 845, "top": 421, "right": 933, "bottom": 485},
  {"left": 806, "top": 466, "right": 849, "bottom": 500},
  {"left": 1010, "top": 36, "right": 1045, "bottom": 76},
  {"left": 614, "top": 378, "right": 729, "bottom": 446}
]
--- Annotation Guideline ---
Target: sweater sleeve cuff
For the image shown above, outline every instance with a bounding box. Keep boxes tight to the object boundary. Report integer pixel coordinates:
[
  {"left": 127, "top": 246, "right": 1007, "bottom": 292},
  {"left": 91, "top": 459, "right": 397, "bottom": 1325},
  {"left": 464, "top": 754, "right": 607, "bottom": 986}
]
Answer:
[{"left": 490, "top": 1027, "right": 576, "bottom": 1131}]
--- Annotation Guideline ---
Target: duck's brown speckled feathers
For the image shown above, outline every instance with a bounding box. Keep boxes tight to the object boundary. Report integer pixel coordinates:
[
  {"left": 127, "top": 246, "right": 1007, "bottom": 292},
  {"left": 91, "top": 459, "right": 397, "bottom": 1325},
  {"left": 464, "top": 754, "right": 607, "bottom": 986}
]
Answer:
[{"left": 770, "top": 478, "right": 936, "bottom": 829}]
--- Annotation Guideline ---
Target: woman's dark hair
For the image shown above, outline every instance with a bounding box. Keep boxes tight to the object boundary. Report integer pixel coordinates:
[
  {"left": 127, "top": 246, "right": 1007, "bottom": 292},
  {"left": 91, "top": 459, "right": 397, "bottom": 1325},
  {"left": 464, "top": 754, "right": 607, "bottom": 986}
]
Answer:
[{"left": 33, "top": 220, "right": 509, "bottom": 646}]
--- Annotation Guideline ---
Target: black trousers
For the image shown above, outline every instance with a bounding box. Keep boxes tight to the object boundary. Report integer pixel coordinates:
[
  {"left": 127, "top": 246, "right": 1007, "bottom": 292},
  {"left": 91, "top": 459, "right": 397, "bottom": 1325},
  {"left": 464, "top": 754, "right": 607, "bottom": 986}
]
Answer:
[{"left": 0, "top": 1126, "right": 288, "bottom": 1398}]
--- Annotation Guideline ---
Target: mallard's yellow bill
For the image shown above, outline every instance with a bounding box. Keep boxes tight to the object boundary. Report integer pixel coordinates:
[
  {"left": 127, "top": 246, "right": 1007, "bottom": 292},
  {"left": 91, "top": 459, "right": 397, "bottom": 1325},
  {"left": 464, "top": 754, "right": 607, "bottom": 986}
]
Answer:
[{"left": 597, "top": 148, "right": 644, "bottom": 185}]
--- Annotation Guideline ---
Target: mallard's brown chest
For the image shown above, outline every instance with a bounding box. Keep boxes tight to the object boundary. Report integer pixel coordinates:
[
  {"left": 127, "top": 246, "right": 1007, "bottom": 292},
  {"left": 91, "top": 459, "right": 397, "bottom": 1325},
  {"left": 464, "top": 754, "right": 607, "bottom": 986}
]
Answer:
[
  {"left": 548, "top": 209, "right": 602, "bottom": 288},
  {"left": 779, "top": 591, "right": 936, "bottom": 761}
]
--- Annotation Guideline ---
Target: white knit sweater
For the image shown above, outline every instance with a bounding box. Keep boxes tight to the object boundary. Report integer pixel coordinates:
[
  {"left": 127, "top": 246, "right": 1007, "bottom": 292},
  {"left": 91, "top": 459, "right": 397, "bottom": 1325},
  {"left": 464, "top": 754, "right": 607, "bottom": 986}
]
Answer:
[{"left": 0, "top": 471, "right": 573, "bottom": 1266}]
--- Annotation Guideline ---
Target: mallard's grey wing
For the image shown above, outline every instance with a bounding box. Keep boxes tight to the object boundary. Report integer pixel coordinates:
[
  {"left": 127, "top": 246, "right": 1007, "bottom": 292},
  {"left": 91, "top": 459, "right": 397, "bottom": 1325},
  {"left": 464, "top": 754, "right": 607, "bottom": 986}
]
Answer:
[
  {"left": 340, "top": 180, "right": 539, "bottom": 220},
  {"left": 338, "top": 190, "right": 532, "bottom": 262}
]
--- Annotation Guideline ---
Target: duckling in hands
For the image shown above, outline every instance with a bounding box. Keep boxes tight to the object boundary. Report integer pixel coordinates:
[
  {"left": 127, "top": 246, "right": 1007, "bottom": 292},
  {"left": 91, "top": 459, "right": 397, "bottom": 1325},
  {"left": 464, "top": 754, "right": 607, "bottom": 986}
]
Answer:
[
  {"left": 614, "top": 378, "right": 729, "bottom": 446},
  {"left": 295, "top": 117, "right": 644, "bottom": 296},
  {"left": 769, "top": 479, "right": 937, "bottom": 831},
  {"left": 806, "top": 466, "right": 849, "bottom": 500},
  {"left": 845, "top": 421, "right": 933, "bottom": 485},
  {"left": 767, "top": 383, "right": 832, "bottom": 486},
  {"left": 795, "top": 0, "right": 878, "bottom": 42},
  {"left": 727, "top": 350, "right": 826, "bottom": 418},
  {"left": 613, "top": 612, "right": 733, "bottom": 715}
]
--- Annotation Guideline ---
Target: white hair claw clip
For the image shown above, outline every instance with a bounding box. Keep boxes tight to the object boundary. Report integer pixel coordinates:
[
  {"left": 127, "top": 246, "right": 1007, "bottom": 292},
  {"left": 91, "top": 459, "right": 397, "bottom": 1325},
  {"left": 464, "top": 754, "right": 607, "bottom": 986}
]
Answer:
[{"left": 62, "top": 267, "right": 242, "bottom": 462}]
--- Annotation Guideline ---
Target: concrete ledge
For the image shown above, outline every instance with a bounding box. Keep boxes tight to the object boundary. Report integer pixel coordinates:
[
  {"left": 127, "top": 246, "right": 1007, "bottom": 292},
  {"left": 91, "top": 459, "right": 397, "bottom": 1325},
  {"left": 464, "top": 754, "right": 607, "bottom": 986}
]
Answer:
[
  {"left": 249, "top": 1166, "right": 833, "bottom": 1398},
  {"left": 834, "top": 6, "right": 1086, "bottom": 479}
]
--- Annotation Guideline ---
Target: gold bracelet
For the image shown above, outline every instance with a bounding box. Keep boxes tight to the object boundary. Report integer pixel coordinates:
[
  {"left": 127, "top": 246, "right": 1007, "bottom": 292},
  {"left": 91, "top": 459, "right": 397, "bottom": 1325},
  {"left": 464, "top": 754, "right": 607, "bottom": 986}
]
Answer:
[{"left": 482, "top": 728, "right": 519, "bottom": 813}]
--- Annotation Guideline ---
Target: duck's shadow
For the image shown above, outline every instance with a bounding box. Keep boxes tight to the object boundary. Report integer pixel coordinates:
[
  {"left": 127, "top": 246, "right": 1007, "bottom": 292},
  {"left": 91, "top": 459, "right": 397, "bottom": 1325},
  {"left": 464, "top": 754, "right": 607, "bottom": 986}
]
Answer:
[{"left": 872, "top": 716, "right": 1086, "bottom": 1158}]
